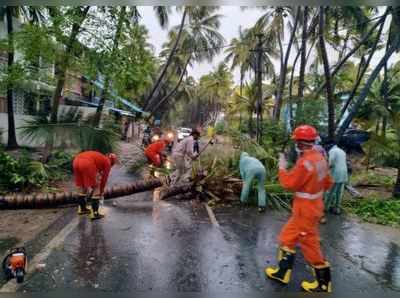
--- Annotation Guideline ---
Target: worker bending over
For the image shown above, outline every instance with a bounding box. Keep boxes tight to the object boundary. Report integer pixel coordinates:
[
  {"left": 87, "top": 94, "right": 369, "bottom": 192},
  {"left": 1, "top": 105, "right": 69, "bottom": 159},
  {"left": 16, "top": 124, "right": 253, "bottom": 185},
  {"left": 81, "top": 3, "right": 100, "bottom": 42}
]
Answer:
[
  {"left": 73, "top": 151, "right": 117, "bottom": 220},
  {"left": 239, "top": 152, "right": 267, "bottom": 212},
  {"left": 171, "top": 128, "right": 200, "bottom": 184},
  {"left": 265, "top": 125, "right": 334, "bottom": 292},
  {"left": 144, "top": 137, "right": 171, "bottom": 167}
]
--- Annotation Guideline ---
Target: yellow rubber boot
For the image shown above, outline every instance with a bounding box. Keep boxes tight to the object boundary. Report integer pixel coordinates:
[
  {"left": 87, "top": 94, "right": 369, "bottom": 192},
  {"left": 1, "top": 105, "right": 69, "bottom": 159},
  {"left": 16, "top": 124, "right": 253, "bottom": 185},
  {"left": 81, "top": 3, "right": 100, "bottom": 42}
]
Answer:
[
  {"left": 265, "top": 247, "right": 296, "bottom": 284},
  {"left": 77, "top": 194, "right": 91, "bottom": 215},
  {"left": 301, "top": 262, "right": 332, "bottom": 293},
  {"left": 90, "top": 197, "right": 105, "bottom": 220}
]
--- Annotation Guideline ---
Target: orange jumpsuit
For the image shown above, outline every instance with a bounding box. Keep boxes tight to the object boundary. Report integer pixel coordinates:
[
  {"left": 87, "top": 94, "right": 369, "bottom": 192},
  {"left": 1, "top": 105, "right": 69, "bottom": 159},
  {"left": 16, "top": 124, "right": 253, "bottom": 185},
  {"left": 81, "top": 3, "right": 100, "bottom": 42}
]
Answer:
[
  {"left": 73, "top": 151, "right": 111, "bottom": 194},
  {"left": 278, "top": 149, "right": 333, "bottom": 265},
  {"left": 144, "top": 140, "right": 166, "bottom": 167}
]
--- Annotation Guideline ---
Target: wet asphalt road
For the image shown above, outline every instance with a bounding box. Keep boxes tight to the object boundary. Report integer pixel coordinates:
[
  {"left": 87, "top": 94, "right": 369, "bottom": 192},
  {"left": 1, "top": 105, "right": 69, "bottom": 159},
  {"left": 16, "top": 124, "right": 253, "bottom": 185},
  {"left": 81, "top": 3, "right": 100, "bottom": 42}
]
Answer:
[{"left": 10, "top": 166, "right": 400, "bottom": 293}]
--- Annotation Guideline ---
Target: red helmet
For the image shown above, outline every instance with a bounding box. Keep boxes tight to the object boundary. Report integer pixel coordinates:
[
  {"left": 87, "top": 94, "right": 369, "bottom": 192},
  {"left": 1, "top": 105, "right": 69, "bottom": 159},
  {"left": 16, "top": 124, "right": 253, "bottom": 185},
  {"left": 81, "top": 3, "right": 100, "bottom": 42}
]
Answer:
[
  {"left": 108, "top": 153, "right": 118, "bottom": 166},
  {"left": 292, "top": 125, "right": 318, "bottom": 141}
]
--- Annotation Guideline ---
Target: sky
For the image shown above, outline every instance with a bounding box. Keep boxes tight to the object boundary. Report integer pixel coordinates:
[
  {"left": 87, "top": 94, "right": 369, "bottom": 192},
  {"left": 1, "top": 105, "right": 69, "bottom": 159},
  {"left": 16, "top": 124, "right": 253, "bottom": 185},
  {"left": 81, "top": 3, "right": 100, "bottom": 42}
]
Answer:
[
  {"left": 138, "top": 6, "right": 399, "bottom": 85},
  {"left": 139, "top": 6, "right": 265, "bottom": 83}
]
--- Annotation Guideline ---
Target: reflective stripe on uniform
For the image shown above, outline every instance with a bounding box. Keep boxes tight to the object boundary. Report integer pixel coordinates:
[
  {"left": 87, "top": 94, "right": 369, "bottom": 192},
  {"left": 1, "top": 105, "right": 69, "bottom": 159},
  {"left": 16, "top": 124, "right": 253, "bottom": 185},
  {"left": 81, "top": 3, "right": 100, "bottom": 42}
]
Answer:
[{"left": 295, "top": 191, "right": 324, "bottom": 200}]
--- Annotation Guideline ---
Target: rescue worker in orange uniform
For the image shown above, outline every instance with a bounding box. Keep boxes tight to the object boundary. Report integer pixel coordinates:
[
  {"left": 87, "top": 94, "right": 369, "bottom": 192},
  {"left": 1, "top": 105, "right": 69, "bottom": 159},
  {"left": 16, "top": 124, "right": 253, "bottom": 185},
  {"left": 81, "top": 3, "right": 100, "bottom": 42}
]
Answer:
[
  {"left": 144, "top": 137, "right": 171, "bottom": 167},
  {"left": 73, "top": 151, "right": 118, "bottom": 220},
  {"left": 265, "top": 125, "right": 334, "bottom": 292}
]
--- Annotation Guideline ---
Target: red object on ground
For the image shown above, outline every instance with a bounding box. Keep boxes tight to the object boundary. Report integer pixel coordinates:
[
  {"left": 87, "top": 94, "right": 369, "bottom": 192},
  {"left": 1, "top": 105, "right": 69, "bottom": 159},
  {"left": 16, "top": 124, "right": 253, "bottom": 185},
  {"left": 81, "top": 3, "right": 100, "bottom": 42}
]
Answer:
[
  {"left": 144, "top": 140, "right": 166, "bottom": 167},
  {"left": 292, "top": 125, "right": 318, "bottom": 141},
  {"left": 278, "top": 148, "right": 333, "bottom": 265},
  {"left": 73, "top": 151, "right": 111, "bottom": 193}
]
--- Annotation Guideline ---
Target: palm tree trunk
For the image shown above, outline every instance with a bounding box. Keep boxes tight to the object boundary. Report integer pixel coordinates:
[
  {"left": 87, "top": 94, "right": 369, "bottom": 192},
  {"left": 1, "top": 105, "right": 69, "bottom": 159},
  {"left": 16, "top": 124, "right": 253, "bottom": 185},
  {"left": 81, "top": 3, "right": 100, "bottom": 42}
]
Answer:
[
  {"left": 148, "top": 57, "right": 191, "bottom": 116},
  {"left": 337, "top": 13, "right": 387, "bottom": 126},
  {"left": 289, "top": 51, "right": 301, "bottom": 98},
  {"left": 298, "top": 6, "right": 308, "bottom": 100},
  {"left": 381, "top": 60, "right": 389, "bottom": 137},
  {"left": 296, "top": 8, "right": 316, "bottom": 124},
  {"left": 314, "top": 14, "right": 387, "bottom": 97},
  {"left": 5, "top": 7, "right": 18, "bottom": 150},
  {"left": 50, "top": 6, "right": 90, "bottom": 123},
  {"left": 248, "top": 108, "right": 254, "bottom": 136},
  {"left": 144, "top": 8, "right": 187, "bottom": 111},
  {"left": 288, "top": 50, "right": 301, "bottom": 129},
  {"left": 273, "top": 7, "right": 301, "bottom": 121},
  {"left": 93, "top": 7, "right": 126, "bottom": 127},
  {"left": 0, "top": 179, "right": 162, "bottom": 209},
  {"left": 337, "top": 34, "right": 400, "bottom": 139},
  {"left": 318, "top": 7, "right": 335, "bottom": 142}
]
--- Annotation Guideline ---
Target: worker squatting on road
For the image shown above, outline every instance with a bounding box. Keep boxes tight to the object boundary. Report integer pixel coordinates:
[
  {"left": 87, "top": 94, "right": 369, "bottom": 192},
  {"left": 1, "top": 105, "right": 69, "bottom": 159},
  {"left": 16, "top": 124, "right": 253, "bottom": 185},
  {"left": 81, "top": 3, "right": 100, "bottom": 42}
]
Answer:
[
  {"left": 171, "top": 128, "right": 200, "bottom": 184},
  {"left": 144, "top": 138, "right": 171, "bottom": 167},
  {"left": 239, "top": 152, "right": 267, "bottom": 213},
  {"left": 72, "top": 151, "right": 118, "bottom": 220},
  {"left": 265, "top": 125, "right": 334, "bottom": 293}
]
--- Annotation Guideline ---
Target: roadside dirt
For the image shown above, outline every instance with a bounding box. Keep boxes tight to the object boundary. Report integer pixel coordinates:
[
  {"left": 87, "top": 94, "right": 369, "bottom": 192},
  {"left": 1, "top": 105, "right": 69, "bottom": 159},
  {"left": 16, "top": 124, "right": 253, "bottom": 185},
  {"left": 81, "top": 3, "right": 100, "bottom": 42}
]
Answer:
[{"left": 0, "top": 208, "right": 68, "bottom": 256}]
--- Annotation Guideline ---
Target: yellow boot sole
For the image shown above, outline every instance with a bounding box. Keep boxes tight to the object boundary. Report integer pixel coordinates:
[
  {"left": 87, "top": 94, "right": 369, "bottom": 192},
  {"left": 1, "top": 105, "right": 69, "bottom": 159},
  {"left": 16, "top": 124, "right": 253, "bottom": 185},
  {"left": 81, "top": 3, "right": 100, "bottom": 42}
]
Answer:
[
  {"left": 265, "top": 267, "right": 291, "bottom": 284},
  {"left": 78, "top": 206, "right": 92, "bottom": 215},
  {"left": 301, "top": 280, "right": 332, "bottom": 293}
]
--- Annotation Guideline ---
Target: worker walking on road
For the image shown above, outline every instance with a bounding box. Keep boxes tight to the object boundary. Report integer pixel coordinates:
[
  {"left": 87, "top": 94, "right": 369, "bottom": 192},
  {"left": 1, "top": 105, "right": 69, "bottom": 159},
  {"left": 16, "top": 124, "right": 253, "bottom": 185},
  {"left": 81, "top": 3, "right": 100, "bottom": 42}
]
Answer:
[
  {"left": 73, "top": 151, "right": 117, "bottom": 220},
  {"left": 265, "top": 125, "right": 334, "bottom": 292},
  {"left": 171, "top": 128, "right": 200, "bottom": 184},
  {"left": 239, "top": 152, "right": 267, "bottom": 212},
  {"left": 324, "top": 142, "right": 348, "bottom": 216}
]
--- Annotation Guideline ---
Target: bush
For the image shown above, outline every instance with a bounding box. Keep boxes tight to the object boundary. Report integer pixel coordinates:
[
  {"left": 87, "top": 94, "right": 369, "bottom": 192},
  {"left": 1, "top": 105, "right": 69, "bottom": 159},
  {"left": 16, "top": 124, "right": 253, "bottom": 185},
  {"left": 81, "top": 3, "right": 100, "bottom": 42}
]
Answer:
[
  {"left": 344, "top": 198, "right": 400, "bottom": 226},
  {"left": 0, "top": 149, "right": 73, "bottom": 193},
  {"left": 215, "top": 121, "right": 225, "bottom": 134},
  {"left": 0, "top": 150, "right": 48, "bottom": 193},
  {"left": 46, "top": 150, "right": 74, "bottom": 181},
  {"left": 351, "top": 170, "right": 395, "bottom": 187}
]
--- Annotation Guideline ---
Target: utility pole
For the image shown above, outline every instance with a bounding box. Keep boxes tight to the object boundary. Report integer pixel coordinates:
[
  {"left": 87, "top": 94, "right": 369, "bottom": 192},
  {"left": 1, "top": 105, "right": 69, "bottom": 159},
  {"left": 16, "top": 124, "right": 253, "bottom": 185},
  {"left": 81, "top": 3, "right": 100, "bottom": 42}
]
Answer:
[{"left": 255, "top": 33, "right": 264, "bottom": 144}]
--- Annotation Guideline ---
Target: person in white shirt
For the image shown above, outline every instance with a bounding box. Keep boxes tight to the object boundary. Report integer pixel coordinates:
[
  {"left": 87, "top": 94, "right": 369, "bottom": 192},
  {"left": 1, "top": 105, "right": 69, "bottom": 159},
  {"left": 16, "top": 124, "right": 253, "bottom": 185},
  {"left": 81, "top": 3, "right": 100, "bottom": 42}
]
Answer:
[{"left": 171, "top": 128, "right": 200, "bottom": 184}]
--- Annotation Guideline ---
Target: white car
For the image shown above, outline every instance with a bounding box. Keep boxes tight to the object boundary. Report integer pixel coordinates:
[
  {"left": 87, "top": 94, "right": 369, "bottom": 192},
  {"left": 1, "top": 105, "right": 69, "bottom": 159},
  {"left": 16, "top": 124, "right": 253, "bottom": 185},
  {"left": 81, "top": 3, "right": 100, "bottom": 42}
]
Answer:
[{"left": 177, "top": 127, "right": 192, "bottom": 142}]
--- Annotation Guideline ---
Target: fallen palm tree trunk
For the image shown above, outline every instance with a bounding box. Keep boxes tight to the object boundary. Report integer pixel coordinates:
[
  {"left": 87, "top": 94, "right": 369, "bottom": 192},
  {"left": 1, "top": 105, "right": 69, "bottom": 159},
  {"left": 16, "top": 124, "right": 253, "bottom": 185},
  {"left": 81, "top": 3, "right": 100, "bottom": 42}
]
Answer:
[
  {"left": 162, "top": 192, "right": 196, "bottom": 201},
  {"left": 0, "top": 178, "right": 162, "bottom": 209},
  {"left": 160, "top": 183, "right": 193, "bottom": 200}
]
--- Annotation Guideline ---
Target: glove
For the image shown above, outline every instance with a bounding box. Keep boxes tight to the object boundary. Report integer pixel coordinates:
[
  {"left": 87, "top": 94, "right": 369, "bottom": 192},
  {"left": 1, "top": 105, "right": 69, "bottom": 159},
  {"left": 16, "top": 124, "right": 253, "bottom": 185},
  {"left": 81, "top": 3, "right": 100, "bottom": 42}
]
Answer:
[{"left": 278, "top": 153, "right": 288, "bottom": 170}]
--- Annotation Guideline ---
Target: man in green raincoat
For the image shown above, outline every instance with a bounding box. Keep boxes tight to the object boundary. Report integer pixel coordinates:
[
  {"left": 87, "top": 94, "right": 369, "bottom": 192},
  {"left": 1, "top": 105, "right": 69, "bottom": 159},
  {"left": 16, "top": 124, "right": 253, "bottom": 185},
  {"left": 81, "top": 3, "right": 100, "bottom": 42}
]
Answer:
[
  {"left": 239, "top": 152, "right": 267, "bottom": 212},
  {"left": 323, "top": 143, "right": 348, "bottom": 219}
]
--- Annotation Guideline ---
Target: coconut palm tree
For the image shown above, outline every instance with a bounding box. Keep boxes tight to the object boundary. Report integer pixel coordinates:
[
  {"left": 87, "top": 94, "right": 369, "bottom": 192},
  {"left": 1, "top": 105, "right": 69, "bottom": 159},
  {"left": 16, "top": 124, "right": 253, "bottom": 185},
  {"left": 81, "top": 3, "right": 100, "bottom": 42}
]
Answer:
[
  {"left": 224, "top": 26, "right": 276, "bottom": 96},
  {"left": 337, "top": 6, "right": 400, "bottom": 138},
  {"left": 318, "top": 7, "right": 336, "bottom": 142},
  {"left": 0, "top": 6, "right": 46, "bottom": 149},
  {"left": 49, "top": 6, "right": 91, "bottom": 123},
  {"left": 199, "top": 63, "right": 234, "bottom": 124},
  {"left": 93, "top": 6, "right": 170, "bottom": 125},
  {"left": 148, "top": 7, "right": 225, "bottom": 116},
  {"left": 252, "top": 6, "right": 300, "bottom": 121}
]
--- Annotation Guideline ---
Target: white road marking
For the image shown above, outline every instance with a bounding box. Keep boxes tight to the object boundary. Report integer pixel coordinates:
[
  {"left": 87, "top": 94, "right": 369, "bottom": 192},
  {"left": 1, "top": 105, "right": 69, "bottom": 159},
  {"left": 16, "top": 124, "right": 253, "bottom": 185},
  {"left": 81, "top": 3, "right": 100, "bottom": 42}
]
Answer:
[{"left": 0, "top": 216, "right": 80, "bottom": 292}]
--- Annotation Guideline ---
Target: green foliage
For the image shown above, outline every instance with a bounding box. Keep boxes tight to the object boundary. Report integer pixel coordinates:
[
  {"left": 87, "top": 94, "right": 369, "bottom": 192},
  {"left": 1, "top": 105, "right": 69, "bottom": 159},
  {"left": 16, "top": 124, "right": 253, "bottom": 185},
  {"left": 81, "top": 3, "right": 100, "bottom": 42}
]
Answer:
[
  {"left": 0, "top": 150, "right": 48, "bottom": 193},
  {"left": 215, "top": 122, "right": 225, "bottom": 134},
  {"left": 19, "top": 109, "right": 120, "bottom": 154},
  {"left": 351, "top": 170, "right": 395, "bottom": 187},
  {"left": 361, "top": 130, "right": 400, "bottom": 169},
  {"left": 46, "top": 150, "right": 74, "bottom": 180},
  {"left": 344, "top": 198, "right": 400, "bottom": 226},
  {"left": 293, "top": 97, "right": 327, "bottom": 132},
  {"left": 0, "top": 148, "right": 74, "bottom": 193}
]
